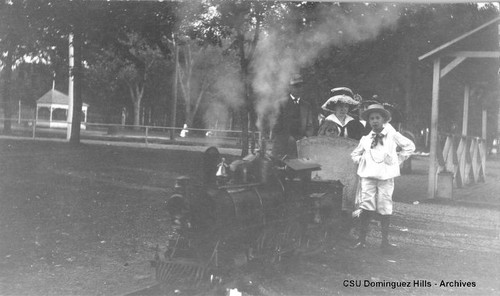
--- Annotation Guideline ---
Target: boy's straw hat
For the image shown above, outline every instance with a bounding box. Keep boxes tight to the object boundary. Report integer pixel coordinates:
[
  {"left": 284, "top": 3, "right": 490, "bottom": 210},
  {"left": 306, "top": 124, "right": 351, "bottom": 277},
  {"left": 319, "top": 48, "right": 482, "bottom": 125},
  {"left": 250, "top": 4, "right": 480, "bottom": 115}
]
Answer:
[{"left": 361, "top": 103, "right": 392, "bottom": 122}]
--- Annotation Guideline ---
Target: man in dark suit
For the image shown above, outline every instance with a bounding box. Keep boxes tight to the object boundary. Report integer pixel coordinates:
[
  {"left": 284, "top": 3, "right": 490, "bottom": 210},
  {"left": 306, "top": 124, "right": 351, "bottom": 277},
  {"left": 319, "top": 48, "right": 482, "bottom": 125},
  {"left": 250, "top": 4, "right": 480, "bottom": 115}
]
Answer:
[{"left": 272, "top": 73, "right": 314, "bottom": 158}]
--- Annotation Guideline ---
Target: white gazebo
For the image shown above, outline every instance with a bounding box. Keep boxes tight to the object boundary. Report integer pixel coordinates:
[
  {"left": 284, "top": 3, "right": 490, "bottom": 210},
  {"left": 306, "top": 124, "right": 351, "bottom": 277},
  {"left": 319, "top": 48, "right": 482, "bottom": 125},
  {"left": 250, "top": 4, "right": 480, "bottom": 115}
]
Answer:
[{"left": 36, "top": 89, "right": 88, "bottom": 129}]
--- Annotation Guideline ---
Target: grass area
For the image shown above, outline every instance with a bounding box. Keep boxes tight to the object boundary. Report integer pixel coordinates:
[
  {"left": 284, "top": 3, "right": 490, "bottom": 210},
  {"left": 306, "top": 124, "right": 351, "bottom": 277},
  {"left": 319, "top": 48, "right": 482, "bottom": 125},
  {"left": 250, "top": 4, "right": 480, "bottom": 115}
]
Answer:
[
  {"left": 0, "top": 139, "right": 218, "bottom": 295},
  {"left": 0, "top": 138, "right": 499, "bottom": 296}
]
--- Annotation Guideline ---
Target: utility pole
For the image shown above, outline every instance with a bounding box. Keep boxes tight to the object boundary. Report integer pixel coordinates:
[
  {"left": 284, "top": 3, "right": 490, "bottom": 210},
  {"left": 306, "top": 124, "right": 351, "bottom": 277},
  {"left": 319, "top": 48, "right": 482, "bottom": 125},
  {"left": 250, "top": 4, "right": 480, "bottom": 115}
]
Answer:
[
  {"left": 170, "top": 35, "right": 179, "bottom": 140},
  {"left": 67, "top": 33, "right": 74, "bottom": 140}
]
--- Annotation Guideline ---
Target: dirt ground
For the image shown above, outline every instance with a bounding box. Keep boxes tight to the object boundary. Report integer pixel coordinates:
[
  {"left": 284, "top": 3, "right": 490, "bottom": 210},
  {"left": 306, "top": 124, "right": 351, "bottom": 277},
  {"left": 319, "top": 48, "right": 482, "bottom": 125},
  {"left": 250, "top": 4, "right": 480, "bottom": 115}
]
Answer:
[{"left": 0, "top": 138, "right": 499, "bottom": 296}]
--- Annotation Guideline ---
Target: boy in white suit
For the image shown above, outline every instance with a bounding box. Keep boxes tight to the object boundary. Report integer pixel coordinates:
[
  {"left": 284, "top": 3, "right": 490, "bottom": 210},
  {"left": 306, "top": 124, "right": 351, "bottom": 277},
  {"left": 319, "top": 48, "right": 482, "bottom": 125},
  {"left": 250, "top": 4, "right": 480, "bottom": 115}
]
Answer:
[{"left": 350, "top": 104, "right": 415, "bottom": 253}]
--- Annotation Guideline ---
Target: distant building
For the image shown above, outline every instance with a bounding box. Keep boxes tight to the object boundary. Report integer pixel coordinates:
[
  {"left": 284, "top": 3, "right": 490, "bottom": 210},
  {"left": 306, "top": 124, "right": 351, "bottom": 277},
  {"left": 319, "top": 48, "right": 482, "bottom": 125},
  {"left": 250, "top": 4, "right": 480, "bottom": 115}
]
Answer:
[{"left": 36, "top": 89, "right": 88, "bottom": 129}]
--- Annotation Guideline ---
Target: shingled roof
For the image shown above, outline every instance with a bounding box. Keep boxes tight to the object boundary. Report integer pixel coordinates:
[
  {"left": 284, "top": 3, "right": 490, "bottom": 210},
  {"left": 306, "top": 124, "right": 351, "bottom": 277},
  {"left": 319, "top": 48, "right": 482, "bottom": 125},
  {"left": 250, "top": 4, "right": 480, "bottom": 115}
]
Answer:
[{"left": 37, "top": 89, "right": 89, "bottom": 106}]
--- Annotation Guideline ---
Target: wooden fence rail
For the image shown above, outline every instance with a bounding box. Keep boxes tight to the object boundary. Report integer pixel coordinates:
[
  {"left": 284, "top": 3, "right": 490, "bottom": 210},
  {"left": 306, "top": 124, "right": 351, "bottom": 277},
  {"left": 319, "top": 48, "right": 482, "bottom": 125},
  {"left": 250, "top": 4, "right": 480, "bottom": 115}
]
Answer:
[{"left": 437, "top": 133, "right": 486, "bottom": 188}]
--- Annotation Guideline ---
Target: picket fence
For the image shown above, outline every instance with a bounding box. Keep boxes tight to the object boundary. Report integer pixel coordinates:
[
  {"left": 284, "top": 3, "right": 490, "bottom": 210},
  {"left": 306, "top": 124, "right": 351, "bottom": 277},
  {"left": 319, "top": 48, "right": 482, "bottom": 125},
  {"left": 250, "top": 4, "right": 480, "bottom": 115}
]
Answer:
[{"left": 437, "top": 133, "right": 487, "bottom": 187}]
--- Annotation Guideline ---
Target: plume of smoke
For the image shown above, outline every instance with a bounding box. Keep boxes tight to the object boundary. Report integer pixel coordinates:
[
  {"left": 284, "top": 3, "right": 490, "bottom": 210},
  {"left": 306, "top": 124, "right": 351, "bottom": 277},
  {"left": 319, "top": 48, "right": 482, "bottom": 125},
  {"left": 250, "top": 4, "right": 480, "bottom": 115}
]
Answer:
[
  {"left": 203, "top": 101, "right": 229, "bottom": 145},
  {"left": 252, "top": 3, "right": 403, "bottom": 132},
  {"left": 203, "top": 67, "right": 244, "bottom": 132}
]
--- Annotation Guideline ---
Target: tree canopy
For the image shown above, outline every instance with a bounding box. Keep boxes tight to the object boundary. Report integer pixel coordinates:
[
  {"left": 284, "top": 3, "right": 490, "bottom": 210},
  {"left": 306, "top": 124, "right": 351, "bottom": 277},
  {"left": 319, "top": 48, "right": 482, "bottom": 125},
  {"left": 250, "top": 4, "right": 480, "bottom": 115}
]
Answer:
[{"left": 1, "top": 1, "right": 498, "bottom": 147}]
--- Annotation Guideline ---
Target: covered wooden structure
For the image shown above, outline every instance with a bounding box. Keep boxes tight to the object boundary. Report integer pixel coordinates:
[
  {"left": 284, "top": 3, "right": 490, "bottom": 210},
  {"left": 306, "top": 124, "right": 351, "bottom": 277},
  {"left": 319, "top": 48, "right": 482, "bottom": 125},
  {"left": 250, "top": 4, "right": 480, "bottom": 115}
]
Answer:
[
  {"left": 36, "top": 89, "right": 89, "bottom": 129},
  {"left": 418, "top": 16, "right": 500, "bottom": 198}
]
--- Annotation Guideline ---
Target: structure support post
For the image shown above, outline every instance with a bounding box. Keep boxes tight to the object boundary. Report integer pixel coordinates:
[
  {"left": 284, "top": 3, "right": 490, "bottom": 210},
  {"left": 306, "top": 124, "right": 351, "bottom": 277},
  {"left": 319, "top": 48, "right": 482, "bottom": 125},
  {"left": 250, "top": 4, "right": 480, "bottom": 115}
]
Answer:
[
  {"left": 428, "top": 58, "right": 441, "bottom": 199},
  {"left": 462, "top": 84, "right": 470, "bottom": 136},
  {"left": 482, "top": 108, "right": 487, "bottom": 140}
]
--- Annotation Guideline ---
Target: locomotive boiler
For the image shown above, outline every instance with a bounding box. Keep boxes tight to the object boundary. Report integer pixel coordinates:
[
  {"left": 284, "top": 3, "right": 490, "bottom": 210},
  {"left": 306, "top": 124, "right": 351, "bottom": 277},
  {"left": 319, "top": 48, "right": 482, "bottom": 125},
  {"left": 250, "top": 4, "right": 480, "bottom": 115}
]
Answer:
[{"left": 153, "top": 145, "right": 344, "bottom": 294}]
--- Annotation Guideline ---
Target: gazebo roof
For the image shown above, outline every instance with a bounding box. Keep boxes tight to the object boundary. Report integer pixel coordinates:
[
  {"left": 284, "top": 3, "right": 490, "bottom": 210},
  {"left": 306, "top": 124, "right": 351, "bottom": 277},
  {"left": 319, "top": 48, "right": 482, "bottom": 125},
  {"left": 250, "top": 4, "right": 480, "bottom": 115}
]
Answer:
[{"left": 37, "top": 89, "right": 89, "bottom": 107}]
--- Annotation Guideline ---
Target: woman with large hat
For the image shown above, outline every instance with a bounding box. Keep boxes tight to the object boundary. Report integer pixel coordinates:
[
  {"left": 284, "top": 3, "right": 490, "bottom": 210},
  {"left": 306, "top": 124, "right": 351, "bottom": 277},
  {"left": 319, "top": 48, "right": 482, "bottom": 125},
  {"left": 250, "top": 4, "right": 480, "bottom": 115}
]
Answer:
[{"left": 318, "top": 87, "right": 364, "bottom": 140}]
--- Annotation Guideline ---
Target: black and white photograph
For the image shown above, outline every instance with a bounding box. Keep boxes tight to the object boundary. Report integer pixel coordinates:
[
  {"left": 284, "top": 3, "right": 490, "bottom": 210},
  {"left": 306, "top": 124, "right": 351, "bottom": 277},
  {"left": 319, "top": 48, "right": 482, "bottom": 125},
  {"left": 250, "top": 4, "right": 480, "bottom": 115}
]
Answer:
[{"left": 0, "top": 0, "right": 499, "bottom": 295}]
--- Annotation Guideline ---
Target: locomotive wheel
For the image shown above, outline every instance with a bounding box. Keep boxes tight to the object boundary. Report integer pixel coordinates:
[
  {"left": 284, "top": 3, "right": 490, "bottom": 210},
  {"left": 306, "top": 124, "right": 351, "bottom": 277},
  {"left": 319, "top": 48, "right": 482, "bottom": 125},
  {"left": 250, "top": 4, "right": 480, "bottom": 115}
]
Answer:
[{"left": 251, "top": 220, "right": 307, "bottom": 263}]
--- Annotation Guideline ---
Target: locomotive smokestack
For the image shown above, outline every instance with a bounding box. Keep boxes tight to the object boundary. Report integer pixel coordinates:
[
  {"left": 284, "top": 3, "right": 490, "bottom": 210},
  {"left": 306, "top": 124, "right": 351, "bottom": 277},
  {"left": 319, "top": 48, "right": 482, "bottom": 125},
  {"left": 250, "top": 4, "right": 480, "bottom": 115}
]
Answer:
[{"left": 259, "top": 134, "right": 266, "bottom": 155}]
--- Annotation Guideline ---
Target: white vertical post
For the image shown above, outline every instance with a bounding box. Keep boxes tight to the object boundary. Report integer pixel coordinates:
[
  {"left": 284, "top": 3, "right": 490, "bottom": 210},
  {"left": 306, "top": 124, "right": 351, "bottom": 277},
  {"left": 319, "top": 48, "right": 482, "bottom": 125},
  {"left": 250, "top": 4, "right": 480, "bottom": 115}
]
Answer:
[
  {"left": 18, "top": 100, "right": 21, "bottom": 124},
  {"left": 482, "top": 108, "right": 487, "bottom": 140},
  {"left": 67, "top": 33, "right": 74, "bottom": 140},
  {"left": 462, "top": 84, "right": 470, "bottom": 136},
  {"left": 425, "top": 128, "right": 429, "bottom": 148},
  {"left": 428, "top": 58, "right": 441, "bottom": 199},
  {"left": 32, "top": 120, "right": 36, "bottom": 138},
  {"left": 482, "top": 107, "right": 488, "bottom": 178},
  {"left": 497, "top": 23, "right": 500, "bottom": 142}
]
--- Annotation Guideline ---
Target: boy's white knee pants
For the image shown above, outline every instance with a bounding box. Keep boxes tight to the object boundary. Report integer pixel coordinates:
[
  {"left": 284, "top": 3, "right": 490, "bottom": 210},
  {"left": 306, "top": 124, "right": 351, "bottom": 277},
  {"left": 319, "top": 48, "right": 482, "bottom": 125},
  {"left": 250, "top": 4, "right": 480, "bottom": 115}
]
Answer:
[{"left": 359, "top": 178, "right": 394, "bottom": 215}]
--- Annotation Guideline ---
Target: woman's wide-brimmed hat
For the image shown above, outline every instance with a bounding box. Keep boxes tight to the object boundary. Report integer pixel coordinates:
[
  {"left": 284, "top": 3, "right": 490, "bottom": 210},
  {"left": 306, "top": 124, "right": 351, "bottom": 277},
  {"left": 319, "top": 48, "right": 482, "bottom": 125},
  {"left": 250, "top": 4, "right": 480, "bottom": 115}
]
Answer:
[
  {"left": 321, "top": 87, "right": 360, "bottom": 112},
  {"left": 361, "top": 103, "right": 392, "bottom": 122}
]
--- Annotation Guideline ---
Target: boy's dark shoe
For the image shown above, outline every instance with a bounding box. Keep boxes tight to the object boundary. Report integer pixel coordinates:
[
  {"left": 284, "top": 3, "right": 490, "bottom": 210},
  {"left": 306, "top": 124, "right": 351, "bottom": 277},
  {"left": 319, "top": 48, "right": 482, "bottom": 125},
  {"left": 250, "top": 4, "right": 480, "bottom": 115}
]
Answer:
[{"left": 380, "top": 242, "right": 397, "bottom": 255}]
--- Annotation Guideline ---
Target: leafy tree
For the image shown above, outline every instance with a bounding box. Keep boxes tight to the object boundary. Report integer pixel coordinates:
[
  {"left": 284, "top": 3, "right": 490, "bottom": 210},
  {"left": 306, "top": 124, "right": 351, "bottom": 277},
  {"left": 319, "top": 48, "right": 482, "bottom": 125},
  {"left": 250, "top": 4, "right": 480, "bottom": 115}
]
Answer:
[
  {"left": 0, "top": 0, "right": 41, "bottom": 134},
  {"left": 19, "top": 1, "right": 180, "bottom": 140},
  {"left": 24, "top": 0, "right": 107, "bottom": 142},
  {"left": 112, "top": 32, "right": 164, "bottom": 128},
  {"left": 306, "top": 3, "right": 498, "bottom": 138},
  {"left": 195, "top": 0, "right": 268, "bottom": 156}
]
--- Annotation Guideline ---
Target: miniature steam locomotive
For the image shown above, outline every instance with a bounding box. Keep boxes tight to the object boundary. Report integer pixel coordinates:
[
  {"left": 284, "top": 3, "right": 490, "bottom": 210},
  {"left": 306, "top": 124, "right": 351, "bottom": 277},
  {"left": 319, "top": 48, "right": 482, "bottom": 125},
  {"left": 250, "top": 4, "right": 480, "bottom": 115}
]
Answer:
[{"left": 152, "top": 146, "right": 344, "bottom": 294}]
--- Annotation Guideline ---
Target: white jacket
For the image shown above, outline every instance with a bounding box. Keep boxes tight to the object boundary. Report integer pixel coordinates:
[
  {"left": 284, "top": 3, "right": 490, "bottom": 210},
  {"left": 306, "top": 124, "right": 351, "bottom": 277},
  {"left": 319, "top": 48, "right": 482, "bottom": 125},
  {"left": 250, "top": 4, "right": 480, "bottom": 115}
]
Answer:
[{"left": 351, "top": 125, "right": 415, "bottom": 180}]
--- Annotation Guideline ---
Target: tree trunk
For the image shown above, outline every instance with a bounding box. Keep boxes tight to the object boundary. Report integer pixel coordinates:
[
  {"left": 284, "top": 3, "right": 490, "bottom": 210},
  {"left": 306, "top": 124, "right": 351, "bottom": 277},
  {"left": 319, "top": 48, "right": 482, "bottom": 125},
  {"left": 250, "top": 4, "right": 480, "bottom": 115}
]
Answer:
[
  {"left": 134, "top": 98, "right": 141, "bottom": 126},
  {"left": 229, "top": 110, "right": 234, "bottom": 130},
  {"left": 240, "top": 107, "right": 249, "bottom": 157},
  {"left": 249, "top": 93, "right": 257, "bottom": 153},
  {"left": 237, "top": 7, "right": 263, "bottom": 157},
  {"left": 170, "top": 44, "right": 179, "bottom": 140},
  {"left": 129, "top": 84, "right": 144, "bottom": 129},
  {"left": 2, "top": 52, "right": 13, "bottom": 135},
  {"left": 237, "top": 30, "right": 249, "bottom": 157},
  {"left": 133, "top": 100, "right": 141, "bottom": 129},
  {"left": 70, "top": 29, "right": 83, "bottom": 144},
  {"left": 178, "top": 44, "right": 199, "bottom": 134}
]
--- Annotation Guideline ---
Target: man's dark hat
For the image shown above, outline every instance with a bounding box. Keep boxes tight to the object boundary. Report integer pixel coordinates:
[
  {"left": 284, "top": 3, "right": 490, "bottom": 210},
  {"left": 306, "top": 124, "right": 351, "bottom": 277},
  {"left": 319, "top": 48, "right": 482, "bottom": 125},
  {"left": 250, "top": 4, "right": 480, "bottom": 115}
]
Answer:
[{"left": 361, "top": 95, "right": 381, "bottom": 106}]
